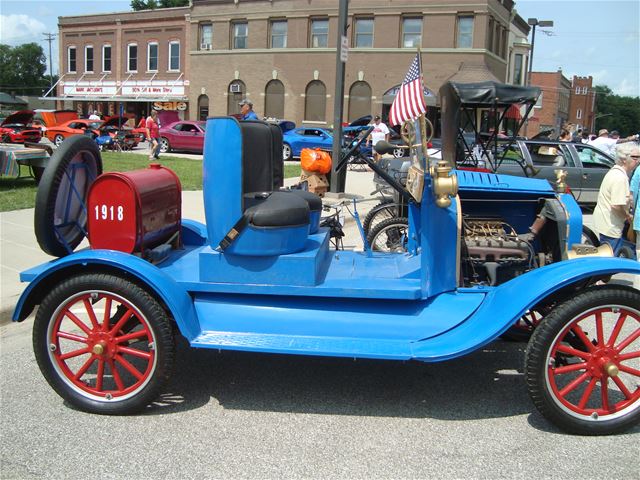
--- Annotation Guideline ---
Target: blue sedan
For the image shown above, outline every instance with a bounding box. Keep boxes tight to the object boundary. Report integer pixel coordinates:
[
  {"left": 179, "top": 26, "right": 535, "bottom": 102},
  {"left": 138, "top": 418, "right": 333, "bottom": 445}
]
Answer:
[{"left": 282, "top": 123, "right": 372, "bottom": 161}]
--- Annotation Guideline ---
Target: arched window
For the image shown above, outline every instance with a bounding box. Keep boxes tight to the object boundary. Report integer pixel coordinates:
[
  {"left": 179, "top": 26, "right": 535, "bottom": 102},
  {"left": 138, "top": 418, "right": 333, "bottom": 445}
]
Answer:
[
  {"left": 304, "top": 80, "right": 326, "bottom": 122},
  {"left": 348, "top": 81, "right": 372, "bottom": 121},
  {"left": 227, "top": 80, "right": 246, "bottom": 115},
  {"left": 264, "top": 80, "right": 285, "bottom": 119},
  {"left": 198, "top": 94, "right": 209, "bottom": 121}
]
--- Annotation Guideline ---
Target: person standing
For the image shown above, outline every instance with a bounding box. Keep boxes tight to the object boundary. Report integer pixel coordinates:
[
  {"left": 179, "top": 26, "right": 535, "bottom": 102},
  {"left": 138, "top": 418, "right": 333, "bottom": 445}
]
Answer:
[
  {"left": 593, "top": 143, "right": 640, "bottom": 255},
  {"left": 239, "top": 99, "right": 258, "bottom": 120},
  {"left": 367, "top": 115, "right": 390, "bottom": 162},
  {"left": 88, "top": 110, "right": 100, "bottom": 120},
  {"left": 145, "top": 110, "right": 161, "bottom": 161}
]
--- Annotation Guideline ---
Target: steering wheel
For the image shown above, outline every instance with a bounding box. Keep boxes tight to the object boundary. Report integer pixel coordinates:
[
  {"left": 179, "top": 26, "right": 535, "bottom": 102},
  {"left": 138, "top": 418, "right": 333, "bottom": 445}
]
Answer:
[{"left": 335, "top": 126, "right": 375, "bottom": 172}]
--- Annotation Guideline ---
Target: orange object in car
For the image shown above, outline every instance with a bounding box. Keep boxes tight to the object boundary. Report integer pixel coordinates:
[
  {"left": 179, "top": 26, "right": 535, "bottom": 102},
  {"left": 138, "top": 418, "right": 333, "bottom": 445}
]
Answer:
[{"left": 300, "top": 148, "right": 332, "bottom": 174}]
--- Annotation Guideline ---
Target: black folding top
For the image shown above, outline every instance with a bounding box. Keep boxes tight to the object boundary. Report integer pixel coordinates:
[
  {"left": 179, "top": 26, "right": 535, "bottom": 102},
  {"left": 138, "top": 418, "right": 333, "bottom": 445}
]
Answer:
[{"left": 447, "top": 81, "right": 540, "bottom": 107}]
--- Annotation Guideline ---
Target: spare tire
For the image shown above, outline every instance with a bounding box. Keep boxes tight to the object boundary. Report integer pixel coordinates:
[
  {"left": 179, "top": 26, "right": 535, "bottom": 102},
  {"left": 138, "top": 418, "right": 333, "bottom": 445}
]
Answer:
[{"left": 35, "top": 135, "right": 102, "bottom": 257}]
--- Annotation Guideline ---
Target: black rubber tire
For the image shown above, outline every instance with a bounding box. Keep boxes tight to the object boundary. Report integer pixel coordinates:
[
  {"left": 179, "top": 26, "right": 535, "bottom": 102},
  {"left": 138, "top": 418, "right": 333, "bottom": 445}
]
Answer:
[
  {"left": 34, "top": 135, "right": 102, "bottom": 257},
  {"left": 33, "top": 273, "right": 175, "bottom": 415},
  {"left": 159, "top": 137, "right": 170, "bottom": 153},
  {"left": 54, "top": 134, "right": 65, "bottom": 146},
  {"left": 367, "top": 217, "right": 409, "bottom": 252},
  {"left": 525, "top": 285, "right": 640, "bottom": 435},
  {"left": 282, "top": 143, "right": 292, "bottom": 161},
  {"left": 362, "top": 200, "right": 396, "bottom": 236},
  {"left": 617, "top": 245, "right": 635, "bottom": 259},
  {"left": 581, "top": 226, "right": 600, "bottom": 246}
]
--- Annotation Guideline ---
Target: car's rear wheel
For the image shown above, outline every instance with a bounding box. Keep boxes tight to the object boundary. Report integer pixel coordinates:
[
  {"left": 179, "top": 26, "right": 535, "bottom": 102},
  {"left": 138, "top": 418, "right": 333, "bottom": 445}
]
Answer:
[
  {"left": 159, "top": 137, "right": 170, "bottom": 153},
  {"left": 392, "top": 147, "right": 406, "bottom": 158},
  {"left": 54, "top": 134, "right": 65, "bottom": 147},
  {"left": 283, "top": 143, "right": 292, "bottom": 161}
]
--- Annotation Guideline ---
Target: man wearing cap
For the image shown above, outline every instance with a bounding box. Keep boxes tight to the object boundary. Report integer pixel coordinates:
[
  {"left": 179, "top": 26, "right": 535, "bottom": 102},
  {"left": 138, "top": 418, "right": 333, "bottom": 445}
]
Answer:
[
  {"left": 589, "top": 128, "right": 638, "bottom": 157},
  {"left": 367, "top": 115, "right": 390, "bottom": 162},
  {"left": 239, "top": 99, "right": 259, "bottom": 121}
]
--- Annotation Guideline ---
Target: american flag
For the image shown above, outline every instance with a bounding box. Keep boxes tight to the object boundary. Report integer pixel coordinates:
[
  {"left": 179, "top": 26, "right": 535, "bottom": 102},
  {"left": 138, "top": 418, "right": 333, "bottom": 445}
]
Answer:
[{"left": 388, "top": 53, "right": 427, "bottom": 126}]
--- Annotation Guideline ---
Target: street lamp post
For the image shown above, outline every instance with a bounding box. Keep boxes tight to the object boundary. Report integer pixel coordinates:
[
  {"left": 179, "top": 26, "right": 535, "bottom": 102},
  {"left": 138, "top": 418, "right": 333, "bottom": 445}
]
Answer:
[{"left": 526, "top": 18, "right": 554, "bottom": 86}]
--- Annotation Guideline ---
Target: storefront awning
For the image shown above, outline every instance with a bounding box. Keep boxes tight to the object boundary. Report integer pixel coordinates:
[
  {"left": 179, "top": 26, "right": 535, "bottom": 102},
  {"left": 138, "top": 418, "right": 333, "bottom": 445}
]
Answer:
[
  {"left": 39, "top": 96, "right": 188, "bottom": 102},
  {"left": 504, "top": 104, "right": 522, "bottom": 120}
]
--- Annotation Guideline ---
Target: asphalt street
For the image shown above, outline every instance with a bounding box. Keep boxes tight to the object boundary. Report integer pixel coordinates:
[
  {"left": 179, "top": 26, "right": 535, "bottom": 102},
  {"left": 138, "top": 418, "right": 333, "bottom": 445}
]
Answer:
[{"left": 1, "top": 147, "right": 638, "bottom": 479}]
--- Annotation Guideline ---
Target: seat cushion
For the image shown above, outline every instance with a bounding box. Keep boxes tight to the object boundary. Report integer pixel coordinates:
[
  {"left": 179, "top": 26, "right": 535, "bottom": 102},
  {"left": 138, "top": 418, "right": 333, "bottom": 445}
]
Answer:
[
  {"left": 245, "top": 191, "right": 309, "bottom": 227},
  {"left": 285, "top": 189, "right": 322, "bottom": 212}
]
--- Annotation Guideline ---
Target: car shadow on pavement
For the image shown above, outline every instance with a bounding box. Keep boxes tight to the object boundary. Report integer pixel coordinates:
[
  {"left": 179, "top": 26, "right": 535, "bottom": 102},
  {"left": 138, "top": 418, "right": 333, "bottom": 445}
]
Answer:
[{"left": 144, "top": 336, "right": 536, "bottom": 423}]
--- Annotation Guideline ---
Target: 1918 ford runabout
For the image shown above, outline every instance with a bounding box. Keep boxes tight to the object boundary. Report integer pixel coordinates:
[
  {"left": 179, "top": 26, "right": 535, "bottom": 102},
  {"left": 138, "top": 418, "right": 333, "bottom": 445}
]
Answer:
[{"left": 13, "top": 105, "right": 640, "bottom": 435}]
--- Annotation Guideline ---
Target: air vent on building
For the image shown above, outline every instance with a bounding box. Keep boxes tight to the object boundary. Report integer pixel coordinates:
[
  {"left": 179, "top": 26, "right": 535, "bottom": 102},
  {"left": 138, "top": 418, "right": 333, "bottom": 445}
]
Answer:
[
  {"left": 200, "top": 43, "right": 212, "bottom": 50},
  {"left": 229, "top": 84, "right": 241, "bottom": 93}
]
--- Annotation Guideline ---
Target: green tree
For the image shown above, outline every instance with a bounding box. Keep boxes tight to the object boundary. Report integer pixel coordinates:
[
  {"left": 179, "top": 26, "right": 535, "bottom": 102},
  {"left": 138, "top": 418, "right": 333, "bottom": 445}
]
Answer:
[
  {"left": 0, "top": 43, "right": 48, "bottom": 96},
  {"left": 594, "top": 85, "right": 640, "bottom": 136},
  {"left": 131, "top": 0, "right": 188, "bottom": 10}
]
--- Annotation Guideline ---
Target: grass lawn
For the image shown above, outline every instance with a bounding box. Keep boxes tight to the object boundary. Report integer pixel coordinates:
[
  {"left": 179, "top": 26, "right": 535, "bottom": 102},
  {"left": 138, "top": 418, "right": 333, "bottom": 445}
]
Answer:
[{"left": 0, "top": 151, "right": 301, "bottom": 212}]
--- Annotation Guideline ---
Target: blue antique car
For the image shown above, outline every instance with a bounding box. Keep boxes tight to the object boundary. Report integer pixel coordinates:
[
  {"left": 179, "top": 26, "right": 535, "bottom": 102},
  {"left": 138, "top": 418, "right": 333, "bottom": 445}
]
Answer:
[{"left": 12, "top": 111, "right": 640, "bottom": 435}]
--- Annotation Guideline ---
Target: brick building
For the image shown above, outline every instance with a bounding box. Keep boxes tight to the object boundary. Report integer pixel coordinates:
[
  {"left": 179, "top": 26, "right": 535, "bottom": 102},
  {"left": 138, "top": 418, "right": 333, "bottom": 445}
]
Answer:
[
  {"left": 189, "top": 0, "right": 526, "bottom": 126},
  {"left": 568, "top": 75, "right": 596, "bottom": 133},
  {"left": 52, "top": 0, "right": 531, "bottom": 127},
  {"left": 54, "top": 7, "right": 191, "bottom": 124},
  {"left": 528, "top": 69, "right": 571, "bottom": 137}
]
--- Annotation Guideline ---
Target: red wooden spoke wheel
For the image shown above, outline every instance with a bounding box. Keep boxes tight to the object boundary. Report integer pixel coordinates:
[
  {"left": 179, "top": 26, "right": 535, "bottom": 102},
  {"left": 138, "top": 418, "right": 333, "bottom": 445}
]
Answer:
[
  {"left": 526, "top": 286, "right": 640, "bottom": 435},
  {"left": 34, "top": 274, "right": 174, "bottom": 414}
]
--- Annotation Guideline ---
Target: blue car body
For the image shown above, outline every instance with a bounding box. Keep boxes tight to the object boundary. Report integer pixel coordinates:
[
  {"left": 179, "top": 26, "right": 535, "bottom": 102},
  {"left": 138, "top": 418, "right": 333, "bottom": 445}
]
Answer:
[{"left": 281, "top": 123, "right": 372, "bottom": 159}]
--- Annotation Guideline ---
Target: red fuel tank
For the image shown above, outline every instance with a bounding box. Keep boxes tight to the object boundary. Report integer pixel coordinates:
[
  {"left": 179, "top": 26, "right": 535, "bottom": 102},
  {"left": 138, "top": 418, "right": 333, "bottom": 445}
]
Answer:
[{"left": 87, "top": 163, "right": 182, "bottom": 254}]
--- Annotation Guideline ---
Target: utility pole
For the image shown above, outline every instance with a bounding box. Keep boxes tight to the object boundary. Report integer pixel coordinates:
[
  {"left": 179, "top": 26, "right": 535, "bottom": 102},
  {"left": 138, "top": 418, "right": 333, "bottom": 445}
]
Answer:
[
  {"left": 330, "top": 0, "right": 349, "bottom": 193},
  {"left": 43, "top": 33, "right": 57, "bottom": 94}
]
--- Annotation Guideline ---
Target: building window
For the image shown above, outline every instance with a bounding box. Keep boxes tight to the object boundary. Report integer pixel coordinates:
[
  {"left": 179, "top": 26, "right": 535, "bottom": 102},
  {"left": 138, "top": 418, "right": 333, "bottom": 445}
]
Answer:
[
  {"left": 402, "top": 18, "right": 422, "bottom": 48},
  {"left": 85, "top": 45, "right": 94, "bottom": 73},
  {"left": 102, "top": 45, "right": 111, "bottom": 72},
  {"left": 147, "top": 42, "right": 158, "bottom": 71},
  {"left": 270, "top": 20, "right": 287, "bottom": 48},
  {"left": 535, "top": 92, "right": 543, "bottom": 108},
  {"left": 456, "top": 16, "right": 473, "bottom": 48},
  {"left": 168, "top": 41, "right": 180, "bottom": 71},
  {"left": 127, "top": 43, "right": 138, "bottom": 72},
  {"left": 582, "top": 86, "right": 588, "bottom": 94},
  {"left": 233, "top": 22, "right": 248, "bottom": 49},
  {"left": 348, "top": 81, "right": 372, "bottom": 121},
  {"left": 200, "top": 23, "right": 213, "bottom": 49},
  {"left": 198, "top": 94, "right": 209, "bottom": 121},
  {"left": 68, "top": 46, "right": 76, "bottom": 73},
  {"left": 265, "top": 80, "right": 285, "bottom": 119},
  {"left": 576, "top": 108, "right": 583, "bottom": 120},
  {"left": 487, "top": 18, "right": 494, "bottom": 52},
  {"left": 354, "top": 18, "right": 373, "bottom": 48},
  {"left": 513, "top": 53, "right": 523, "bottom": 85},
  {"left": 227, "top": 80, "right": 245, "bottom": 115},
  {"left": 305, "top": 80, "right": 326, "bottom": 122},
  {"left": 310, "top": 19, "right": 329, "bottom": 48},
  {"left": 501, "top": 28, "right": 508, "bottom": 58}
]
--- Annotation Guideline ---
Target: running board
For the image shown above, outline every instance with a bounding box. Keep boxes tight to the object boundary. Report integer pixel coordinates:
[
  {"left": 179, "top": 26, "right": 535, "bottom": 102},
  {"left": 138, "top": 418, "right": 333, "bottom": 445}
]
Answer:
[{"left": 191, "top": 331, "right": 413, "bottom": 360}]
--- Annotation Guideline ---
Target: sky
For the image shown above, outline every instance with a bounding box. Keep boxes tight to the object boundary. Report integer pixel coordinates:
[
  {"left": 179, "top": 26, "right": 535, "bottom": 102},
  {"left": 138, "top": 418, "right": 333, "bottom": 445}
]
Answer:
[{"left": 0, "top": 0, "right": 638, "bottom": 97}]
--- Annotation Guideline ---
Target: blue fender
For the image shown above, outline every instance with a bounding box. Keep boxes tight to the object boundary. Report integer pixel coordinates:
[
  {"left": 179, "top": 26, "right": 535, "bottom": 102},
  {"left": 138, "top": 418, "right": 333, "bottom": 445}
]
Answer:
[
  {"left": 413, "top": 257, "right": 640, "bottom": 361},
  {"left": 13, "top": 250, "right": 200, "bottom": 340}
]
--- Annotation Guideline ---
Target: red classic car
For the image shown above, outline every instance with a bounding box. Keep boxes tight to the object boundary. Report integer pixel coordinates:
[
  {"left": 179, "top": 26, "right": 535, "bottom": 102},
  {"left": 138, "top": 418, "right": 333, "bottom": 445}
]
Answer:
[
  {"left": 0, "top": 110, "right": 42, "bottom": 143},
  {"left": 46, "top": 119, "right": 103, "bottom": 146},
  {"left": 159, "top": 120, "right": 206, "bottom": 154}
]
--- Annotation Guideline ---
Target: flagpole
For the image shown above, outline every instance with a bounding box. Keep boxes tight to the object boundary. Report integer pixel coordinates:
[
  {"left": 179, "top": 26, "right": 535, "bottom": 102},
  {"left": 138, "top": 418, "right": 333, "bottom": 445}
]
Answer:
[{"left": 416, "top": 47, "right": 429, "bottom": 172}]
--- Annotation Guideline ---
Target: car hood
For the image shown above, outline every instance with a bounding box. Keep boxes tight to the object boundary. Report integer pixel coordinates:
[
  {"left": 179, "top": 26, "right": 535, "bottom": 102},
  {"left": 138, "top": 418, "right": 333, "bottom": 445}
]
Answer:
[
  {"left": 101, "top": 117, "right": 129, "bottom": 128},
  {"left": 1, "top": 110, "right": 35, "bottom": 127},
  {"left": 348, "top": 115, "right": 372, "bottom": 127},
  {"left": 279, "top": 120, "right": 296, "bottom": 133}
]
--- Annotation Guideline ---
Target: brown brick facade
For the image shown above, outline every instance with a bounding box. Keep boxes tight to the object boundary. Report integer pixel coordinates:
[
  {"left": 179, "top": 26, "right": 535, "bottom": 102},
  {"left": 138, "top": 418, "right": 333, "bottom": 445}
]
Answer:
[
  {"left": 528, "top": 70, "right": 571, "bottom": 137},
  {"left": 568, "top": 75, "right": 595, "bottom": 133}
]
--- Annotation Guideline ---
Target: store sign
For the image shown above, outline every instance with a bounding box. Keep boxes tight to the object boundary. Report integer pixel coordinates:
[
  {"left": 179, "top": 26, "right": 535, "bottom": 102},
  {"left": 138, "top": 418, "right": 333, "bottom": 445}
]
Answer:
[
  {"left": 121, "top": 85, "right": 185, "bottom": 96},
  {"left": 153, "top": 101, "right": 188, "bottom": 111},
  {"left": 63, "top": 85, "right": 117, "bottom": 95}
]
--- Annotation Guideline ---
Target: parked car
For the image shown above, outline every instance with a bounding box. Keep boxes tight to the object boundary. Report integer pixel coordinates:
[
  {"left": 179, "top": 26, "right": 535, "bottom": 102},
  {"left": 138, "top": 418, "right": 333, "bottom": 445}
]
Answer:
[
  {"left": 487, "top": 139, "right": 615, "bottom": 208},
  {"left": 282, "top": 118, "right": 372, "bottom": 161},
  {"left": 159, "top": 120, "right": 206, "bottom": 154},
  {"left": 0, "top": 110, "right": 42, "bottom": 143},
  {"left": 46, "top": 119, "right": 103, "bottom": 146},
  {"left": 99, "top": 116, "right": 142, "bottom": 148}
]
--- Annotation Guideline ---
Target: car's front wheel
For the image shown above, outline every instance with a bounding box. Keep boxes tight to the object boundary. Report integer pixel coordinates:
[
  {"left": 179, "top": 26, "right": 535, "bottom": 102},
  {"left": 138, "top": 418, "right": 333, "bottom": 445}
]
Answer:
[
  {"left": 283, "top": 143, "right": 292, "bottom": 161},
  {"left": 392, "top": 147, "right": 406, "bottom": 158},
  {"left": 54, "top": 134, "right": 65, "bottom": 147},
  {"left": 159, "top": 137, "right": 170, "bottom": 153},
  {"left": 525, "top": 285, "right": 640, "bottom": 435}
]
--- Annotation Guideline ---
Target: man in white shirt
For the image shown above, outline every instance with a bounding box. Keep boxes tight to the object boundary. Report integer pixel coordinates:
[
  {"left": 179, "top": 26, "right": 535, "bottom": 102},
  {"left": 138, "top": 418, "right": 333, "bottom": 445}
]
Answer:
[
  {"left": 367, "top": 115, "right": 390, "bottom": 162},
  {"left": 589, "top": 128, "right": 638, "bottom": 157},
  {"left": 88, "top": 110, "right": 100, "bottom": 120},
  {"left": 593, "top": 143, "right": 640, "bottom": 254}
]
